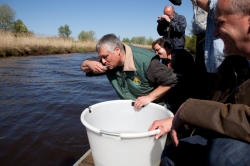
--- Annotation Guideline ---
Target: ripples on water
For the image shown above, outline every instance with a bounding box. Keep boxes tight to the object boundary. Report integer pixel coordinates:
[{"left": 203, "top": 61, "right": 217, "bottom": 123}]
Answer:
[{"left": 0, "top": 53, "right": 119, "bottom": 166}]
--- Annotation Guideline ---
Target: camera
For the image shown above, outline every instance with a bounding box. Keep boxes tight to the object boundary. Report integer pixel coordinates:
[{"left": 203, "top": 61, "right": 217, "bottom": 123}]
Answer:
[
  {"left": 157, "top": 17, "right": 165, "bottom": 23},
  {"left": 157, "top": 18, "right": 170, "bottom": 26}
]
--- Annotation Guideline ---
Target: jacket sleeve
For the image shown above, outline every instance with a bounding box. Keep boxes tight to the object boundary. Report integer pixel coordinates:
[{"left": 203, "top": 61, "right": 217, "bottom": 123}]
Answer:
[
  {"left": 85, "top": 56, "right": 101, "bottom": 62},
  {"left": 179, "top": 98, "right": 250, "bottom": 143},
  {"left": 157, "top": 21, "right": 169, "bottom": 36},
  {"left": 170, "top": 15, "right": 186, "bottom": 35},
  {"left": 146, "top": 59, "right": 178, "bottom": 87}
]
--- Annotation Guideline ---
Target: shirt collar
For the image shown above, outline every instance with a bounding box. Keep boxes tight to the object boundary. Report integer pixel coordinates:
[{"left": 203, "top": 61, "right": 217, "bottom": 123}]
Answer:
[
  {"left": 123, "top": 43, "right": 136, "bottom": 71},
  {"left": 172, "top": 12, "right": 177, "bottom": 21}
]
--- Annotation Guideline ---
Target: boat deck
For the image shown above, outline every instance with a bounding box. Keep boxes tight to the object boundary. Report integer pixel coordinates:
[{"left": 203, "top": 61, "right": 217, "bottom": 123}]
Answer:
[
  {"left": 73, "top": 149, "right": 94, "bottom": 166},
  {"left": 74, "top": 134, "right": 172, "bottom": 166}
]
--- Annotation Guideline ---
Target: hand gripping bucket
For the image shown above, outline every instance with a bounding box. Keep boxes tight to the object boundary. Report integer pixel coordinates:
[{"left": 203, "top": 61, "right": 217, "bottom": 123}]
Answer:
[{"left": 80, "top": 100, "right": 174, "bottom": 166}]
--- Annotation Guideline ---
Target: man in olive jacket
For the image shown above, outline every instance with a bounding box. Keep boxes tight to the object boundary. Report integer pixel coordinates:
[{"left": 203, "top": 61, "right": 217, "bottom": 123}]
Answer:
[
  {"left": 149, "top": 0, "right": 250, "bottom": 165},
  {"left": 81, "top": 34, "right": 178, "bottom": 110}
]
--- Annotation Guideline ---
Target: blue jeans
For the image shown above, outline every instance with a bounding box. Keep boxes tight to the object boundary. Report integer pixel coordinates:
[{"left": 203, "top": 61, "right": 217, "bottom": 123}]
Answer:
[
  {"left": 161, "top": 135, "right": 250, "bottom": 166},
  {"left": 207, "top": 137, "right": 250, "bottom": 166}
]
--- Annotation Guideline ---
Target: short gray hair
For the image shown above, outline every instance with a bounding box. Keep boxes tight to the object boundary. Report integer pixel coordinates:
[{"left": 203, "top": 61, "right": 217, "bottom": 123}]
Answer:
[
  {"left": 96, "top": 34, "right": 124, "bottom": 53},
  {"left": 227, "top": 0, "right": 250, "bottom": 17}
]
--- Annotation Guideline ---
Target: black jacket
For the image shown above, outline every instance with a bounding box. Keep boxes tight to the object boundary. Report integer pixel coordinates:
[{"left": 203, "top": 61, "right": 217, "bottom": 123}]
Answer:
[{"left": 157, "top": 12, "right": 186, "bottom": 49}]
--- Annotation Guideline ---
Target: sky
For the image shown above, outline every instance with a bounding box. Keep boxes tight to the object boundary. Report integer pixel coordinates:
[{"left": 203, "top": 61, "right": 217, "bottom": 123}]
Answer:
[{"left": 0, "top": 0, "right": 194, "bottom": 40}]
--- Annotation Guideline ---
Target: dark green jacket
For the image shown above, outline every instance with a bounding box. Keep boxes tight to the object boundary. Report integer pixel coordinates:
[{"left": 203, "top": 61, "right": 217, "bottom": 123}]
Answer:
[
  {"left": 85, "top": 44, "right": 178, "bottom": 106},
  {"left": 106, "top": 44, "right": 168, "bottom": 105}
]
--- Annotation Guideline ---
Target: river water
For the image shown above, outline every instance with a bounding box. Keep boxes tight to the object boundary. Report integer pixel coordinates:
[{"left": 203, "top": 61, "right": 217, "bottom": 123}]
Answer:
[{"left": 0, "top": 53, "right": 119, "bottom": 166}]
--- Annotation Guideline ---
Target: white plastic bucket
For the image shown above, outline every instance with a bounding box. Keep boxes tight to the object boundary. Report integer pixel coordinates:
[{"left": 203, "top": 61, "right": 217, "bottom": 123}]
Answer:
[{"left": 80, "top": 100, "right": 174, "bottom": 166}]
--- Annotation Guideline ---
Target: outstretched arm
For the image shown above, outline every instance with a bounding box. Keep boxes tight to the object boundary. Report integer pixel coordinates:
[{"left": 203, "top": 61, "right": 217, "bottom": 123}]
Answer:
[
  {"left": 134, "top": 85, "right": 171, "bottom": 110},
  {"left": 133, "top": 59, "right": 178, "bottom": 110},
  {"left": 81, "top": 59, "right": 107, "bottom": 74}
]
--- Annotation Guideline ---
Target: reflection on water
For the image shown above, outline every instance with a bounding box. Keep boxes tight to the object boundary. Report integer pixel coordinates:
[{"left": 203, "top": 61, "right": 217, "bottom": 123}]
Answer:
[{"left": 0, "top": 53, "right": 119, "bottom": 166}]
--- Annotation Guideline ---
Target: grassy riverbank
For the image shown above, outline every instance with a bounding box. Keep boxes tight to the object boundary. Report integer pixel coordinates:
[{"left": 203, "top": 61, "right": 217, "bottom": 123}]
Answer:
[{"left": 0, "top": 31, "right": 152, "bottom": 57}]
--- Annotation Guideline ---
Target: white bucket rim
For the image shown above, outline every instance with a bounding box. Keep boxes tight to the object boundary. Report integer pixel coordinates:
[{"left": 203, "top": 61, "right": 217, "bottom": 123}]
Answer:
[{"left": 81, "top": 100, "right": 173, "bottom": 139}]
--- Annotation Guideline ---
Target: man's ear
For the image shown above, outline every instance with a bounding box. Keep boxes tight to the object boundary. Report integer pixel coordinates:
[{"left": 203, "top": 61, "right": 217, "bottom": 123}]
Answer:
[{"left": 114, "top": 46, "right": 121, "bottom": 55}]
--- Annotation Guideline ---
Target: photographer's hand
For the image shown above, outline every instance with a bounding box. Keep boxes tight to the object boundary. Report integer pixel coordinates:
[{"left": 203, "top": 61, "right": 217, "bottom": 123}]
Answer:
[{"left": 161, "top": 15, "right": 171, "bottom": 22}]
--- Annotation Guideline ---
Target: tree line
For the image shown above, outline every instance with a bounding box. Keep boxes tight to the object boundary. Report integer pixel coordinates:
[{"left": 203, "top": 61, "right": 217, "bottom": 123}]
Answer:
[
  {"left": 0, "top": 3, "right": 196, "bottom": 53},
  {"left": 0, "top": 4, "right": 29, "bottom": 33}
]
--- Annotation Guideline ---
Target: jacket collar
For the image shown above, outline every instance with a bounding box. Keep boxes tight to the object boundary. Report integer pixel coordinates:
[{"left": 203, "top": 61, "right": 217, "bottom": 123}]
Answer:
[
  {"left": 123, "top": 43, "right": 136, "bottom": 71},
  {"left": 172, "top": 12, "right": 178, "bottom": 22}
]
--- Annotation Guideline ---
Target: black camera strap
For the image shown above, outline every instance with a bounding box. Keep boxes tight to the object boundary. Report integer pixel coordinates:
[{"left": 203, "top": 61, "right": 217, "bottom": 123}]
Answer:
[{"left": 167, "top": 26, "right": 171, "bottom": 38}]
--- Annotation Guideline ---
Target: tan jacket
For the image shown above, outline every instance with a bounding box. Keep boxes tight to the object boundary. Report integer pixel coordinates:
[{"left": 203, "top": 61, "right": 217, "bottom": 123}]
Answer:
[{"left": 179, "top": 55, "right": 250, "bottom": 142}]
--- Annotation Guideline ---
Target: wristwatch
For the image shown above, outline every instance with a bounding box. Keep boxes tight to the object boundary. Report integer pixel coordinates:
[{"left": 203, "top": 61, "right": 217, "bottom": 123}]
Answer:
[{"left": 191, "top": 0, "right": 197, "bottom": 6}]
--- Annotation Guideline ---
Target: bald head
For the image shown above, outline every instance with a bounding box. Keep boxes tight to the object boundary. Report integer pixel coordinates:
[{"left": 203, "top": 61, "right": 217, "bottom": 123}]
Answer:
[{"left": 163, "top": 6, "right": 175, "bottom": 19}]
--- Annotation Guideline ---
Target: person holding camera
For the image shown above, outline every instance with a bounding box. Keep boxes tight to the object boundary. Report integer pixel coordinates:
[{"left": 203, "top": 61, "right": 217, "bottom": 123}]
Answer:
[{"left": 157, "top": 5, "right": 186, "bottom": 50}]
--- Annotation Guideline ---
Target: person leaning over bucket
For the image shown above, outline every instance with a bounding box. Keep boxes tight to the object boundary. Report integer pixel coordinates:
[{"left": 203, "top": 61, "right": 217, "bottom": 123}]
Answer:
[
  {"left": 149, "top": 0, "right": 250, "bottom": 165},
  {"left": 80, "top": 34, "right": 178, "bottom": 110}
]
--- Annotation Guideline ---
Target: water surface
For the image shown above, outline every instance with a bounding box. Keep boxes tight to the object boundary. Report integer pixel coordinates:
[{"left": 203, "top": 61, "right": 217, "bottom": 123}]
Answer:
[{"left": 0, "top": 53, "right": 119, "bottom": 166}]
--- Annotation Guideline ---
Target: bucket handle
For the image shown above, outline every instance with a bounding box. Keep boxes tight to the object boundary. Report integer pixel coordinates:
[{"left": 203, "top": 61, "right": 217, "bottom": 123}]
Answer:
[
  {"left": 99, "top": 129, "right": 161, "bottom": 139},
  {"left": 100, "top": 130, "right": 120, "bottom": 137},
  {"left": 120, "top": 129, "right": 161, "bottom": 138},
  {"left": 100, "top": 130, "right": 121, "bottom": 140}
]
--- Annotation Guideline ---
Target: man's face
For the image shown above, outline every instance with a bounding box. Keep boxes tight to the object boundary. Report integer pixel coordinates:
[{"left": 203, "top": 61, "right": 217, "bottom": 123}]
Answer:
[
  {"left": 214, "top": 0, "right": 250, "bottom": 56},
  {"left": 164, "top": 8, "right": 174, "bottom": 19},
  {"left": 98, "top": 46, "right": 121, "bottom": 70}
]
